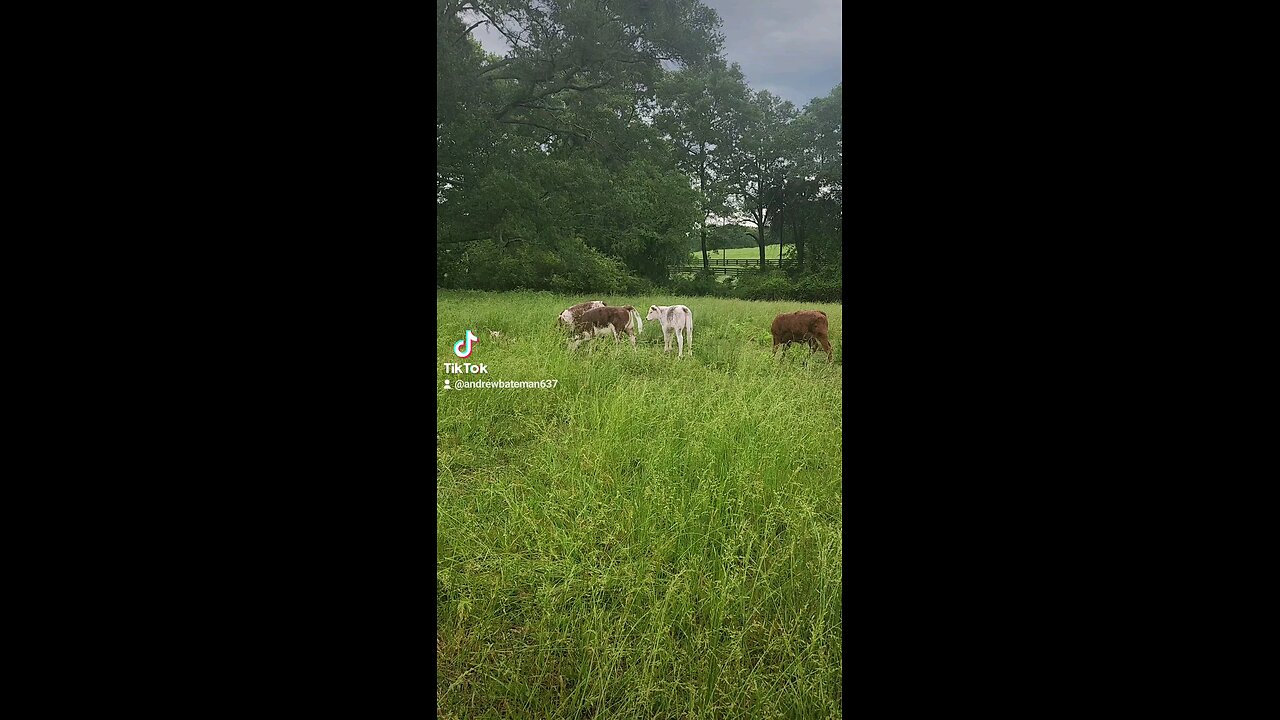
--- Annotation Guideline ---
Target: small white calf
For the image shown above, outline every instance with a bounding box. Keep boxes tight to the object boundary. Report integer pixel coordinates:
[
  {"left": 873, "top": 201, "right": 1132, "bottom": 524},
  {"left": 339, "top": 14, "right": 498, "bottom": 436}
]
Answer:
[{"left": 647, "top": 304, "right": 693, "bottom": 357}]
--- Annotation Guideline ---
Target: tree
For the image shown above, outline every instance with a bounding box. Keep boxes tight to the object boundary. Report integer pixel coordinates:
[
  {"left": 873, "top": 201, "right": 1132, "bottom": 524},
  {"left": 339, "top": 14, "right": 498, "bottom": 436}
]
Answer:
[
  {"left": 437, "top": 0, "right": 724, "bottom": 286},
  {"left": 765, "top": 83, "right": 842, "bottom": 272},
  {"left": 437, "top": 3, "right": 841, "bottom": 296},
  {"left": 453, "top": 0, "right": 722, "bottom": 144},
  {"left": 798, "top": 84, "right": 842, "bottom": 270},
  {"left": 730, "top": 90, "right": 797, "bottom": 266},
  {"left": 655, "top": 59, "right": 750, "bottom": 271}
]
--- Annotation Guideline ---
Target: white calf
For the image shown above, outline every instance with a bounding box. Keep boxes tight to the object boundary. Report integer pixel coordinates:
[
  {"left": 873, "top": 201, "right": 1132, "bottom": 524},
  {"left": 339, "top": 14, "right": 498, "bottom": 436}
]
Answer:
[{"left": 646, "top": 304, "right": 693, "bottom": 357}]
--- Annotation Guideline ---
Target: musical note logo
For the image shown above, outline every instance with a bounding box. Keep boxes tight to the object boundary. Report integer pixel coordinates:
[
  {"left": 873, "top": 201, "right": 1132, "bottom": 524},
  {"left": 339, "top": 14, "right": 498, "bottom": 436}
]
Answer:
[{"left": 453, "top": 329, "right": 478, "bottom": 358}]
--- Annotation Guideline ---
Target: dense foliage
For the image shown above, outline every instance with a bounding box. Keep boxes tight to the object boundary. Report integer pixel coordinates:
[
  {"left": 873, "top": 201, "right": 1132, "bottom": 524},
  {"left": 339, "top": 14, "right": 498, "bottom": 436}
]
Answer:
[{"left": 437, "top": 0, "right": 841, "bottom": 297}]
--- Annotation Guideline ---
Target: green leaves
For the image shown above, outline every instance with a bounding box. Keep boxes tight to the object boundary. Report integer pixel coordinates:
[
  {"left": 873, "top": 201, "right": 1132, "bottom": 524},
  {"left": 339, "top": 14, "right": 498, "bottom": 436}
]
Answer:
[{"left": 438, "top": 2, "right": 842, "bottom": 290}]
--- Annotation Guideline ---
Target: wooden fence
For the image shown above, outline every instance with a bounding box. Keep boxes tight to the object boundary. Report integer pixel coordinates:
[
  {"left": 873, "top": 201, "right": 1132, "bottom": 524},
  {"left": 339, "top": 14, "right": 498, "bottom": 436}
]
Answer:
[{"left": 669, "top": 258, "right": 783, "bottom": 275}]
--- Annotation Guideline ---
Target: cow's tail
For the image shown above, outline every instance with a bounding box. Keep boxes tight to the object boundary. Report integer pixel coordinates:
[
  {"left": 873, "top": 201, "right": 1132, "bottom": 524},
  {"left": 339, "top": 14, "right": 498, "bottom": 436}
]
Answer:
[
  {"left": 686, "top": 307, "right": 693, "bottom": 348},
  {"left": 626, "top": 306, "right": 642, "bottom": 333}
]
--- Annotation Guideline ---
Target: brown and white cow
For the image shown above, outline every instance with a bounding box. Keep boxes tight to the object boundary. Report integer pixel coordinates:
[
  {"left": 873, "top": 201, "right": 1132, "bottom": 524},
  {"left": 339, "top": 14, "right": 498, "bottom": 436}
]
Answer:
[
  {"left": 569, "top": 305, "right": 643, "bottom": 350},
  {"left": 770, "top": 310, "right": 833, "bottom": 362},
  {"left": 558, "top": 300, "right": 606, "bottom": 327}
]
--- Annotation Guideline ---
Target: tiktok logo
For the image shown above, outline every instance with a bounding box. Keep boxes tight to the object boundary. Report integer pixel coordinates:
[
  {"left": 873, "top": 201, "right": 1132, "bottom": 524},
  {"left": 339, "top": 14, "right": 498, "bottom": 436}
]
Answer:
[{"left": 453, "top": 330, "right": 478, "bottom": 358}]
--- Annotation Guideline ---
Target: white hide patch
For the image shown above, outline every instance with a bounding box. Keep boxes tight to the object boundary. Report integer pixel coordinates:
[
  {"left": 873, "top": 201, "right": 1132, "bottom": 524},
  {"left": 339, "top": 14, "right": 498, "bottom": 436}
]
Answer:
[{"left": 646, "top": 304, "right": 693, "bottom": 357}]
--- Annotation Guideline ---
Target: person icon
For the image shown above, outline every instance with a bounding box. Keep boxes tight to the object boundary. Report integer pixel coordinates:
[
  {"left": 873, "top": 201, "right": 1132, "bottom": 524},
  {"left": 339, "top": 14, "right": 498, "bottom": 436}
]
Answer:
[{"left": 444, "top": 379, "right": 451, "bottom": 390}]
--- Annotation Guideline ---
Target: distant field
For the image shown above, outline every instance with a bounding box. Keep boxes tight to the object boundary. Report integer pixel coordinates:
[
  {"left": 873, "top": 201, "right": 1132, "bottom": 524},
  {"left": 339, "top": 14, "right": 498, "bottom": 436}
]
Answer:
[
  {"left": 690, "top": 243, "right": 783, "bottom": 262},
  {"left": 438, "top": 289, "right": 841, "bottom": 718}
]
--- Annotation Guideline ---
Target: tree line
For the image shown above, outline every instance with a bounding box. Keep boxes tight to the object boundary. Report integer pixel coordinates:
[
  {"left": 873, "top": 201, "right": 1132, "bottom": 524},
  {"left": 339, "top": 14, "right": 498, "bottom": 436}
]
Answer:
[{"left": 437, "top": 0, "right": 842, "bottom": 299}]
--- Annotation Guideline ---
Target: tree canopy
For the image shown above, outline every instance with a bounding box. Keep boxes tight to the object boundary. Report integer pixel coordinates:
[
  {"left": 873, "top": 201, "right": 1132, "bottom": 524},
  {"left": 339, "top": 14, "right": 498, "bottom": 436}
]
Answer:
[{"left": 437, "top": 0, "right": 842, "bottom": 298}]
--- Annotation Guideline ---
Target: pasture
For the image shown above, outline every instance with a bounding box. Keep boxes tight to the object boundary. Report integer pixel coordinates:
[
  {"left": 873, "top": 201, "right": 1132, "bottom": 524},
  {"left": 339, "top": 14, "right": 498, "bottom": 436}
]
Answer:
[
  {"left": 691, "top": 243, "right": 784, "bottom": 262},
  {"left": 437, "top": 289, "right": 842, "bottom": 719}
]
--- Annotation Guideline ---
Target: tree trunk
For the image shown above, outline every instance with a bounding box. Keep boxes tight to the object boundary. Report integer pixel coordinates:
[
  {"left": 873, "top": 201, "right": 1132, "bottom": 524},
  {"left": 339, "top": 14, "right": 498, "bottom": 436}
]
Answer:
[
  {"left": 700, "top": 224, "right": 708, "bottom": 272},
  {"left": 793, "top": 211, "right": 803, "bottom": 269},
  {"left": 699, "top": 144, "right": 709, "bottom": 272},
  {"left": 809, "top": 222, "right": 819, "bottom": 269},
  {"left": 788, "top": 211, "right": 798, "bottom": 270},
  {"left": 757, "top": 218, "right": 767, "bottom": 266},
  {"left": 777, "top": 182, "right": 785, "bottom": 269},
  {"left": 756, "top": 172, "right": 767, "bottom": 267},
  {"left": 777, "top": 210, "right": 784, "bottom": 269}
]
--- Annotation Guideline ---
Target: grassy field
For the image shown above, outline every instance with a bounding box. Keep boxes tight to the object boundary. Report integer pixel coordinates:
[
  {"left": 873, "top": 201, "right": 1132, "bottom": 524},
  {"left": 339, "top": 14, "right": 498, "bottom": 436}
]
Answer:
[
  {"left": 690, "top": 243, "right": 783, "bottom": 262},
  {"left": 437, "top": 289, "right": 842, "bottom": 719}
]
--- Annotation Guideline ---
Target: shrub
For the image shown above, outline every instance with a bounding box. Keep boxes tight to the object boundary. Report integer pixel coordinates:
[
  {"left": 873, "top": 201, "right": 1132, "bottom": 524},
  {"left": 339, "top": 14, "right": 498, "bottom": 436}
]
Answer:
[
  {"left": 452, "top": 236, "right": 634, "bottom": 294},
  {"left": 666, "top": 270, "right": 727, "bottom": 298},
  {"left": 731, "top": 267, "right": 842, "bottom": 302}
]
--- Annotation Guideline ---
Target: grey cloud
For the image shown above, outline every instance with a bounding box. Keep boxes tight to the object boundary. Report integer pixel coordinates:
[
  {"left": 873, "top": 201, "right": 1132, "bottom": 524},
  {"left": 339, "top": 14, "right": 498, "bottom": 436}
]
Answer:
[
  {"left": 705, "top": 0, "right": 841, "bottom": 107},
  {"left": 458, "top": 1, "right": 842, "bottom": 108}
]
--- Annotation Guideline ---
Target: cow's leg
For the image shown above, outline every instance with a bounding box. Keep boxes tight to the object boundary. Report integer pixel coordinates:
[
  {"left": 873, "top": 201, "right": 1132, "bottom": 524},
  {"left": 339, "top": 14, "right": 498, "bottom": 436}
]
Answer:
[
  {"left": 676, "top": 327, "right": 684, "bottom": 357},
  {"left": 820, "top": 337, "right": 834, "bottom": 363},
  {"left": 629, "top": 329, "right": 637, "bottom": 349},
  {"left": 663, "top": 325, "right": 671, "bottom": 353}
]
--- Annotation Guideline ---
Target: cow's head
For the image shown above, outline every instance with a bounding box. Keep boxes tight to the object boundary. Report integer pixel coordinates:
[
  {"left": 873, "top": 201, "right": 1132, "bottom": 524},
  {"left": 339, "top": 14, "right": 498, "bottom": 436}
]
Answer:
[{"left": 646, "top": 305, "right": 661, "bottom": 321}]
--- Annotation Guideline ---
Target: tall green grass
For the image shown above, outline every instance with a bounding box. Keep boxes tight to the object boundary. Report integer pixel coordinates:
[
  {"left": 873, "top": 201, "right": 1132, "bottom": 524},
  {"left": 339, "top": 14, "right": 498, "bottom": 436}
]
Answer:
[{"left": 438, "top": 289, "right": 842, "bottom": 719}]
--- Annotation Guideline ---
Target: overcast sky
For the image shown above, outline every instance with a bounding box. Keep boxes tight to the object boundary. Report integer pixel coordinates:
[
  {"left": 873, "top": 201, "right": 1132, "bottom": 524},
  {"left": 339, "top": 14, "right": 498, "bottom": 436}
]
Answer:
[
  {"left": 702, "top": 0, "right": 841, "bottom": 108},
  {"left": 465, "top": 0, "right": 842, "bottom": 109}
]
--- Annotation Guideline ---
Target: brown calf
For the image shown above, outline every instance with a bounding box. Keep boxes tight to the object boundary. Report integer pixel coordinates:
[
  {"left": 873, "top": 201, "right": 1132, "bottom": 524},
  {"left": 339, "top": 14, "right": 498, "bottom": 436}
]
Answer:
[
  {"left": 558, "top": 300, "right": 606, "bottom": 327},
  {"left": 770, "top": 310, "right": 833, "bottom": 362},
  {"left": 569, "top": 305, "right": 643, "bottom": 350}
]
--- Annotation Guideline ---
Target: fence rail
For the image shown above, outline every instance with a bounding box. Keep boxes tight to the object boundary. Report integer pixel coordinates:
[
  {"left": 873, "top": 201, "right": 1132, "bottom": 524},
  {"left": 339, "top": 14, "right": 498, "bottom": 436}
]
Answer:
[
  {"left": 670, "top": 258, "right": 784, "bottom": 275},
  {"left": 671, "top": 265, "right": 735, "bottom": 275},
  {"left": 694, "top": 258, "right": 783, "bottom": 266}
]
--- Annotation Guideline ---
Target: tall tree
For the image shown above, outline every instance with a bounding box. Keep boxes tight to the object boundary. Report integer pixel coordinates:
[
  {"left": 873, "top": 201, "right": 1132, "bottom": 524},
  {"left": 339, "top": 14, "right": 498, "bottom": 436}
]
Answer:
[
  {"left": 437, "top": 0, "right": 724, "bottom": 285},
  {"left": 452, "top": 0, "right": 722, "bottom": 144},
  {"left": 654, "top": 59, "right": 750, "bottom": 271},
  {"left": 768, "top": 83, "right": 842, "bottom": 272},
  {"left": 800, "top": 84, "right": 842, "bottom": 270},
  {"left": 731, "top": 90, "right": 797, "bottom": 266}
]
